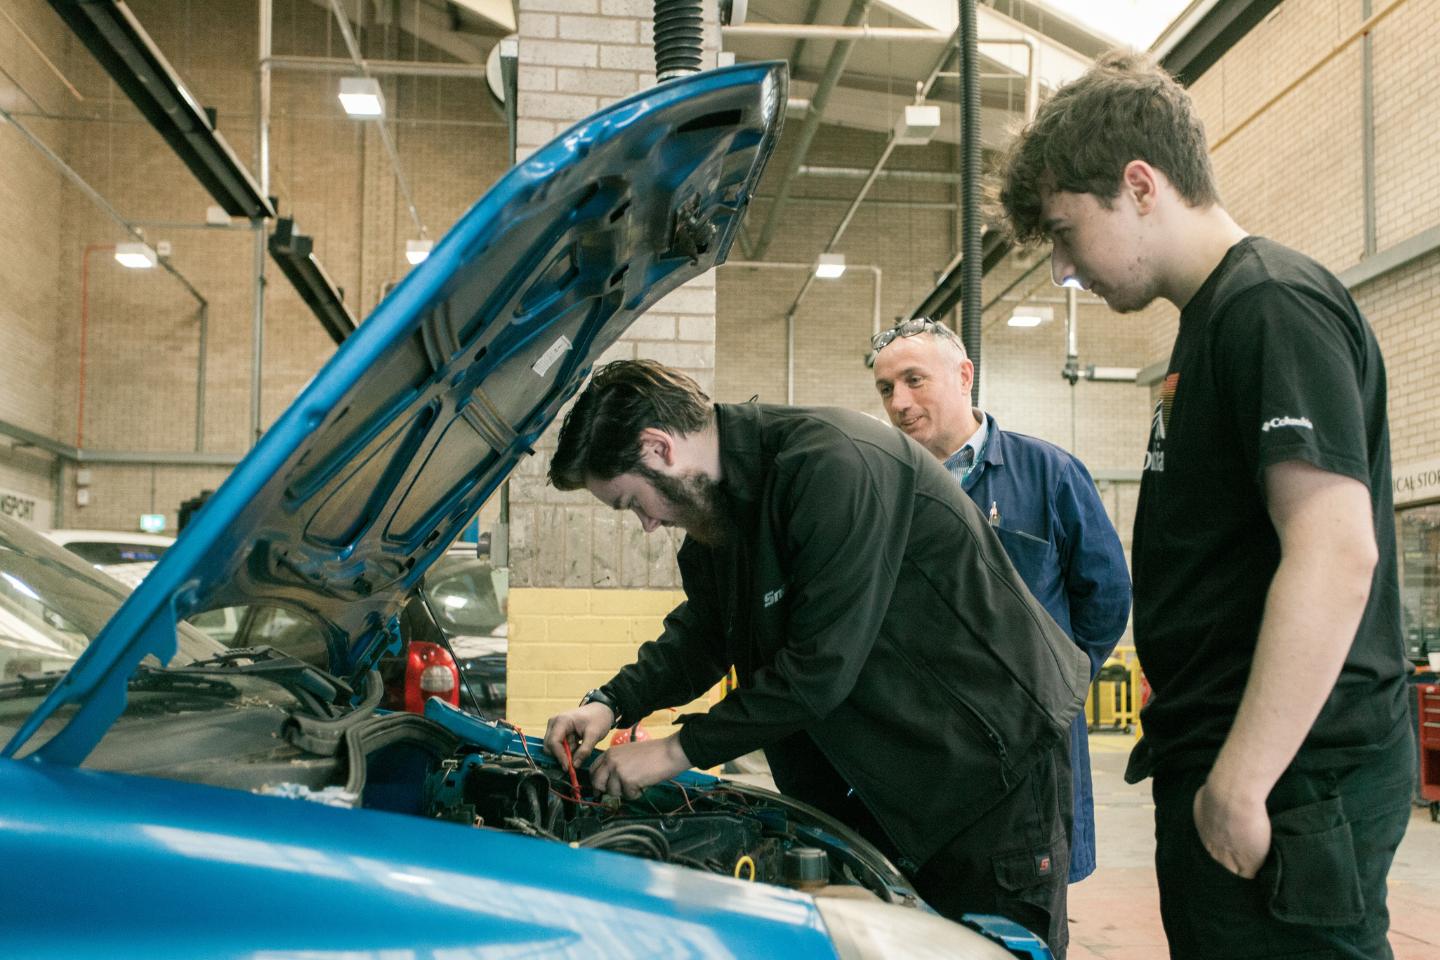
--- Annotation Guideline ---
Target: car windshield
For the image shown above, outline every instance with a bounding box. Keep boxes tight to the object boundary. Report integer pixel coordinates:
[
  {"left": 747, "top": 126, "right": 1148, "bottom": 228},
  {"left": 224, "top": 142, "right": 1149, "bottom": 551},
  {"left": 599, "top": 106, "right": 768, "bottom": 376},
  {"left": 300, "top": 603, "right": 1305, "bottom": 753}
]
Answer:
[
  {"left": 422, "top": 554, "right": 507, "bottom": 638},
  {"left": 0, "top": 517, "right": 325, "bottom": 758},
  {"left": 0, "top": 518, "right": 218, "bottom": 684}
]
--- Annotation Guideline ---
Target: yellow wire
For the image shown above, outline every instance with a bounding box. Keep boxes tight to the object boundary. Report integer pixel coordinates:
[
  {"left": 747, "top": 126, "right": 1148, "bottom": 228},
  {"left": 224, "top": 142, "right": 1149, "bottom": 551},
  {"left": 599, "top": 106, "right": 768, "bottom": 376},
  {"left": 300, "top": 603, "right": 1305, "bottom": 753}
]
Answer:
[{"left": 733, "top": 855, "right": 756, "bottom": 881}]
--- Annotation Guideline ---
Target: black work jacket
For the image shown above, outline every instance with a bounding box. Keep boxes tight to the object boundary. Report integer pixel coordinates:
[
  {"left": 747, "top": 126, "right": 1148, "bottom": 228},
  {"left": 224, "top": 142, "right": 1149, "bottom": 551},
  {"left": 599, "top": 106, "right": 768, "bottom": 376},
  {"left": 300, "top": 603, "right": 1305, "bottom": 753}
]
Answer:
[{"left": 602, "top": 403, "right": 1088, "bottom": 864}]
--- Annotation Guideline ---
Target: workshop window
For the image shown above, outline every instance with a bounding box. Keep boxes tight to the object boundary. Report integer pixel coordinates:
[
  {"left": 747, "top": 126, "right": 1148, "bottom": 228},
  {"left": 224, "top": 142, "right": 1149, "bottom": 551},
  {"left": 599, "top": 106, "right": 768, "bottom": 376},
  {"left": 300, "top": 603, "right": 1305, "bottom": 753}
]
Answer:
[{"left": 1397, "top": 503, "right": 1440, "bottom": 662}]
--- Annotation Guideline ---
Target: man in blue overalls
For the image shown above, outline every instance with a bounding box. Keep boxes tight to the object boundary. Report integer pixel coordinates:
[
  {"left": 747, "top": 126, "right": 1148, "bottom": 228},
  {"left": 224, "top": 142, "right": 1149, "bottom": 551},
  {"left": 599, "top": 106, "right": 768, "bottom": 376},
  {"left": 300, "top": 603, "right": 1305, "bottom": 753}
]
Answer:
[{"left": 871, "top": 317, "right": 1132, "bottom": 885}]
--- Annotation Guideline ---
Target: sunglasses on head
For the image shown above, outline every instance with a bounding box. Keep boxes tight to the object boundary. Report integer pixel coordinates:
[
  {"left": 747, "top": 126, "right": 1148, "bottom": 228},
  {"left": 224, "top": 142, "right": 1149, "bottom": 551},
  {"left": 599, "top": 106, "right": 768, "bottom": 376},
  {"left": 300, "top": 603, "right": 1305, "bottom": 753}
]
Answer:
[{"left": 865, "top": 318, "right": 961, "bottom": 368}]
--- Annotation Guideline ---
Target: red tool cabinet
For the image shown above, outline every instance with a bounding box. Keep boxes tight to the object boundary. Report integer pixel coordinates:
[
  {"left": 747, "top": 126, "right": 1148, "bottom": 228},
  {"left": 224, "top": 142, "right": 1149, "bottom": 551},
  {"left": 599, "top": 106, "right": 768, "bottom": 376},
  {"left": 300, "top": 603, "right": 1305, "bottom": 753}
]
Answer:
[{"left": 1420, "top": 683, "right": 1440, "bottom": 821}]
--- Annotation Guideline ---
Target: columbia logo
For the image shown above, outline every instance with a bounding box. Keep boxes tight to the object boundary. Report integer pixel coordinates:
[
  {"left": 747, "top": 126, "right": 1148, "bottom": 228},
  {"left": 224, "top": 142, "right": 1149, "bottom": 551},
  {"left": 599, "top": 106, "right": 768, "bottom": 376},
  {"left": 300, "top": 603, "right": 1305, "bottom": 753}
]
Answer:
[{"left": 1261, "top": 416, "right": 1313, "bottom": 433}]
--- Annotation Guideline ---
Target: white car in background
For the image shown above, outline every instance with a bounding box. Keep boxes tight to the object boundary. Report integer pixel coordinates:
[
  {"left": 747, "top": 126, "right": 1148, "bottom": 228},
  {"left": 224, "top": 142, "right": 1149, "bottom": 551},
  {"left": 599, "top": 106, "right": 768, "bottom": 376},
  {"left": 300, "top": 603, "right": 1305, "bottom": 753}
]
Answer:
[{"left": 43, "top": 529, "right": 175, "bottom": 589}]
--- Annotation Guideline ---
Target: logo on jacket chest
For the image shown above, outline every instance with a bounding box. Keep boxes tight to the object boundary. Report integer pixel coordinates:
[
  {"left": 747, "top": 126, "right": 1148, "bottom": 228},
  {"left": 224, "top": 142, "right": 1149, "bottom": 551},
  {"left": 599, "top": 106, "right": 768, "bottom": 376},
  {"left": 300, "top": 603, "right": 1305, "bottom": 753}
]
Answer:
[{"left": 763, "top": 585, "right": 786, "bottom": 608}]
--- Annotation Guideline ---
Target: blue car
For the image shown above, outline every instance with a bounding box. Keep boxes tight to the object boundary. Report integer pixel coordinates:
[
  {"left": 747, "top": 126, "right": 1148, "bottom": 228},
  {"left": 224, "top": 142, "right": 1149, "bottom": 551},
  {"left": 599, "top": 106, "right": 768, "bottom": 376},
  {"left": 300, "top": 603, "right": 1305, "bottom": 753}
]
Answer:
[{"left": 0, "top": 62, "right": 1048, "bottom": 960}]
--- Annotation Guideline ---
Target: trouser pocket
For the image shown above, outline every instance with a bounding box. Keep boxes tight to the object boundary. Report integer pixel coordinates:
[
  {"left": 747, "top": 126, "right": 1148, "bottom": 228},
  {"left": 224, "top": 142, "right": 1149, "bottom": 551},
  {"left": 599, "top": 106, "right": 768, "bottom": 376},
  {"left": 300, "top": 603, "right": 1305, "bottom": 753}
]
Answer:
[{"left": 1262, "top": 796, "right": 1364, "bottom": 927}]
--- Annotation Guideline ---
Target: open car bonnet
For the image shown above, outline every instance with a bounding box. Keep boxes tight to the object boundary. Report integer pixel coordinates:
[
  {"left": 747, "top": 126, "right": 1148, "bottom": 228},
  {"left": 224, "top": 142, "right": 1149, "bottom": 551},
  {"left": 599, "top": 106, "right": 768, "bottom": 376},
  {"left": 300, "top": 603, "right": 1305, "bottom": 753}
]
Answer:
[{"left": 6, "top": 62, "right": 786, "bottom": 766}]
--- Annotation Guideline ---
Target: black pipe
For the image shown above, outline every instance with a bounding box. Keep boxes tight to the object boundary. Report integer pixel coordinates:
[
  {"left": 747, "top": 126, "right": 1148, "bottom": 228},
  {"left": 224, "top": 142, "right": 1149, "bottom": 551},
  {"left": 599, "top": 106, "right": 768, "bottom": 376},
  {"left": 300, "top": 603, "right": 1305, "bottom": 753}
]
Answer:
[
  {"left": 958, "top": 0, "right": 981, "bottom": 402},
  {"left": 654, "top": 0, "right": 704, "bottom": 82},
  {"left": 501, "top": 41, "right": 518, "bottom": 171}
]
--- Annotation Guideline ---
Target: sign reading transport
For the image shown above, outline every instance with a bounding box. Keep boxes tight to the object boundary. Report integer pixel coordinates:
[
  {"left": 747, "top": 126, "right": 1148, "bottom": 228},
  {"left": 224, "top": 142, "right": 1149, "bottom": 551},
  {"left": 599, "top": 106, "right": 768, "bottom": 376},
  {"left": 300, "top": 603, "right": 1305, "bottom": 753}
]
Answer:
[{"left": 0, "top": 486, "right": 52, "bottom": 529}]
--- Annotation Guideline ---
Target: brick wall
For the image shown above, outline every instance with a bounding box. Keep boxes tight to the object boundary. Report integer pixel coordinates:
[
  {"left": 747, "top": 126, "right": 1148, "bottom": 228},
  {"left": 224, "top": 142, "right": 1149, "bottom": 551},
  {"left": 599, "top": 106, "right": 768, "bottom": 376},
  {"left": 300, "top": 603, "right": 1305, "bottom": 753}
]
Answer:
[
  {"left": 985, "top": 0, "right": 1440, "bottom": 500},
  {"left": 504, "top": 0, "right": 725, "bottom": 730},
  {"left": 717, "top": 122, "right": 1151, "bottom": 480},
  {"left": 0, "top": 0, "right": 71, "bottom": 508},
  {"left": 717, "top": 125, "right": 958, "bottom": 409},
  {"left": 1158, "top": 0, "right": 1440, "bottom": 480},
  {"left": 1363, "top": 252, "right": 1440, "bottom": 467},
  {"left": 508, "top": 0, "right": 720, "bottom": 593},
  {"left": 9, "top": 0, "right": 1435, "bottom": 726},
  {"left": 506, "top": 586, "right": 720, "bottom": 739},
  {"left": 0, "top": 0, "right": 508, "bottom": 531}
]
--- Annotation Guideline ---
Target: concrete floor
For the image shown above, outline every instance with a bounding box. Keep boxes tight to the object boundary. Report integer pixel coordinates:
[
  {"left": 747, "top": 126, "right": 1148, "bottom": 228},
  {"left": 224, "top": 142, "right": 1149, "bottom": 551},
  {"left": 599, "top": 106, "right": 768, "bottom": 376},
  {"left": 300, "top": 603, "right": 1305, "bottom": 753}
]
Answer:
[
  {"left": 1070, "top": 732, "right": 1440, "bottom": 960},
  {"left": 726, "top": 736, "right": 1440, "bottom": 957}
]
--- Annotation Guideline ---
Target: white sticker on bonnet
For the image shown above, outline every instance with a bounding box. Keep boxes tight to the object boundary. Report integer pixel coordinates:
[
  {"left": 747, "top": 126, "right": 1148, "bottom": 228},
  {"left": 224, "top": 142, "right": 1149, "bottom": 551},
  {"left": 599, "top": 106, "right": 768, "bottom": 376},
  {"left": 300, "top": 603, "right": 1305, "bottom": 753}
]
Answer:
[{"left": 532, "top": 335, "right": 572, "bottom": 378}]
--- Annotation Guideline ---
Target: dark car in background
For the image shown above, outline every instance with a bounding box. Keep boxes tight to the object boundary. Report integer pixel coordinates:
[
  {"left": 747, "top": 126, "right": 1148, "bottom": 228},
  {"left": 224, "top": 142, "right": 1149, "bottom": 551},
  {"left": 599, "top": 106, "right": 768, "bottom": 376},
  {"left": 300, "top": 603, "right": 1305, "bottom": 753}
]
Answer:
[{"left": 422, "top": 545, "right": 508, "bottom": 719}]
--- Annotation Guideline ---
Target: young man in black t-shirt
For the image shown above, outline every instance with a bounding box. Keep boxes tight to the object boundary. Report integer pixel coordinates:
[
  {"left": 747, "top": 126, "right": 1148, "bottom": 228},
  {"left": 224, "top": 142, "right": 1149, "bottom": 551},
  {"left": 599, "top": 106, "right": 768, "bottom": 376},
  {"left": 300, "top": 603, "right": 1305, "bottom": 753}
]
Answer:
[{"left": 997, "top": 52, "right": 1414, "bottom": 960}]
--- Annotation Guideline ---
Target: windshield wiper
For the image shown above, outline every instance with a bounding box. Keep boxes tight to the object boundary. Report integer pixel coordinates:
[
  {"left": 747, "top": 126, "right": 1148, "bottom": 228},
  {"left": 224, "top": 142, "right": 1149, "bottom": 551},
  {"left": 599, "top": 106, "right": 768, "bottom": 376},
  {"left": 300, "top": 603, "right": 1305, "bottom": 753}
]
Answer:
[
  {"left": 176, "top": 646, "right": 355, "bottom": 718},
  {"left": 0, "top": 666, "right": 242, "bottom": 703},
  {"left": 0, "top": 648, "right": 354, "bottom": 720},
  {"left": 128, "top": 665, "right": 241, "bottom": 699},
  {"left": 0, "top": 670, "right": 70, "bottom": 702}
]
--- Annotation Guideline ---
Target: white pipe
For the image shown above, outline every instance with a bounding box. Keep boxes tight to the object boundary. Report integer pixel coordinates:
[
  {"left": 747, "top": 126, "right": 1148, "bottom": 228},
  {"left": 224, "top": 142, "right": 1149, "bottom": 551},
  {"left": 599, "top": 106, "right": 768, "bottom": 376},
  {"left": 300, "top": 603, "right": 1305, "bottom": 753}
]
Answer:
[
  {"left": 327, "top": 0, "right": 429, "bottom": 240},
  {"left": 724, "top": 260, "right": 882, "bottom": 402},
  {"left": 724, "top": 23, "right": 948, "bottom": 41},
  {"left": 265, "top": 54, "right": 488, "bottom": 78},
  {"left": 252, "top": 0, "right": 272, "bottom": 446},
  {"left": 1022, "top": 36, "right": 1038, "bottom": 121},
  {"left": 1065, "top": 285, "right": 1078, "bottom": 361},
  {"left": 787, "top": 311, "right": 796, "bottom": 405},
  {"left": 861, "top": 265, "right": 883, "bottom": 337}
]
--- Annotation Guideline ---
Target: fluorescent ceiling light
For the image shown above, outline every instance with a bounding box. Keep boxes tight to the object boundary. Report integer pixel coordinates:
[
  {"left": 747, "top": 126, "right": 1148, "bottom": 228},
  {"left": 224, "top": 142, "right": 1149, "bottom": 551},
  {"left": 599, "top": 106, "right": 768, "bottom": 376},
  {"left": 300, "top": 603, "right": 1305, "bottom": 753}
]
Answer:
[
  {"left": 1086, "top": 365, "right": 1140, "bottom": 382},
  {"left": 114, "top": 242, "right": 157, "bottom": 269},
  {"left": 339, "top": 77, "right": 384, "bottom": 118},
  {"left": 1008, "top": 305, "right": 1053, "bottom": 328},
  {"left": 815, "top": 253, "right": 846, "bottom": 279},
  {"left": 894, "top": 103, "right": 942, "bottom": 145},
  {"left": 405, "top": 239, "right": 433, "bottom": 265}
]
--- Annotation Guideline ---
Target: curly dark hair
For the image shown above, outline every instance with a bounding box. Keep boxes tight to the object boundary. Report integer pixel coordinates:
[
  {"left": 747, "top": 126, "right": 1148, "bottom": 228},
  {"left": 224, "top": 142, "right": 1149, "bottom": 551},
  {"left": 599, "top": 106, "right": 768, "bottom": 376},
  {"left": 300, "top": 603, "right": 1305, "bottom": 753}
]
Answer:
[
  {"left": 996, "top": 51, "right": 1220, "bottom": 244},
  {"left": 548, "top": 359, "right": 714, "bottom": 490}
]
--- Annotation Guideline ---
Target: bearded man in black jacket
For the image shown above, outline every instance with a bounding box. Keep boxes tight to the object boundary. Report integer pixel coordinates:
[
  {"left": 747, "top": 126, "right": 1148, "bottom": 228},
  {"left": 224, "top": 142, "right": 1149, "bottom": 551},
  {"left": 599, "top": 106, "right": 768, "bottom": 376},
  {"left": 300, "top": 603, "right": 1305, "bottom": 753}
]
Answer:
[{"left": 542, "top": 358, "right": 1088, "bottom": 956}]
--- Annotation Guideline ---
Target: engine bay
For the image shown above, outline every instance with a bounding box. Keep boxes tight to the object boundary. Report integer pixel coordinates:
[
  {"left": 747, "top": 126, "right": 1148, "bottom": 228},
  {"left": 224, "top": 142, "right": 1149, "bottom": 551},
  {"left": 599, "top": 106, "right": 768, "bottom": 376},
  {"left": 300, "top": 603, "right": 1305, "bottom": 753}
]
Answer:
[
  {"left": 352, "top": 703, "right": 920, "bottom": 907},
  {"left": 425, "top": 750, "right": 897, "bottom": 897},
  {"left": 65, "top": 654, "right": 920, "bottom": 909}
]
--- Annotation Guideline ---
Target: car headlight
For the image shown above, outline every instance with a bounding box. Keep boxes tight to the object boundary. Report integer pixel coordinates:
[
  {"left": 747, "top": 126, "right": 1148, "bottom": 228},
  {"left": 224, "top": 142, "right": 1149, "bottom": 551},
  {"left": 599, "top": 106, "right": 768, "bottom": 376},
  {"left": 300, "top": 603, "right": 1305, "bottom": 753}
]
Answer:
[{"left": 815, "top": 896, "right": 1020, "bottom": 960}]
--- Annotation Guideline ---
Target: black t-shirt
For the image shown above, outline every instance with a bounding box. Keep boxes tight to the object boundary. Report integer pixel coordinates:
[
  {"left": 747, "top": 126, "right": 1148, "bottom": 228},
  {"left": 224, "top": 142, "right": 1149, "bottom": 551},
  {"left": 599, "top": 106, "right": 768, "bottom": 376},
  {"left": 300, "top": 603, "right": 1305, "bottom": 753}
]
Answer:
[{"left": 1129, "top": 237, "right": 1408, "bottom": 779}]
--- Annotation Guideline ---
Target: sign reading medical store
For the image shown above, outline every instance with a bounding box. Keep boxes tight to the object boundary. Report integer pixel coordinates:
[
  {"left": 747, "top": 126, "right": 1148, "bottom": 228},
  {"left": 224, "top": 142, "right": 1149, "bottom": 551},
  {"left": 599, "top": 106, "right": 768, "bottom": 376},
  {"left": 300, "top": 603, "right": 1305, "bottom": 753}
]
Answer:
[
  {"left": 1393, "top": 456, "right": 1440, "bottom": 507},
  {"left": 0, "top": 485, "right": 53, "bottom": 529}
]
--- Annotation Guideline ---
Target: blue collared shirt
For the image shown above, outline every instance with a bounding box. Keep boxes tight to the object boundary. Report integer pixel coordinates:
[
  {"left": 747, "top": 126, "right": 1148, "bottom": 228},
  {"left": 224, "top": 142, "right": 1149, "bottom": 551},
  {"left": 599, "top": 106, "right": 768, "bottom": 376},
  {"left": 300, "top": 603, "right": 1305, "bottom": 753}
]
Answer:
[
  {"left": 960, "top": 413, "right": 1132, "bottom": 882},
  {"left": 942, "top": 413, "right": 989, "bottom": 484}
]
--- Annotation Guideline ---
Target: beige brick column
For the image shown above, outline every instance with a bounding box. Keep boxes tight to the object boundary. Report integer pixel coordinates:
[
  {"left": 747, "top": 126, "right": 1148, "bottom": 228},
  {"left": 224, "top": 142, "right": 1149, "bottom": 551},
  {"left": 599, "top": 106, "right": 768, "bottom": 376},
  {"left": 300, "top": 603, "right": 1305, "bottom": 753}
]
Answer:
[{"left": 506, "top": 0, "right": 722, "bottom": 733}]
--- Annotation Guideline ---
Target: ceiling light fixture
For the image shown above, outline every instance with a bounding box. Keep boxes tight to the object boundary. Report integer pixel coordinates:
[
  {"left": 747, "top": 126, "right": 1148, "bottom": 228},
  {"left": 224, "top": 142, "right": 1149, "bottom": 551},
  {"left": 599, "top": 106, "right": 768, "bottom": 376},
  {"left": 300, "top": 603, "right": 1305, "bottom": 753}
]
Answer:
[
  {"left": 815, "top": 252, "right": 846, "bottom": 279},
  {"left": 114, "top": 242, "right": 158, "bottom": 269},
  {"left": 1086, "top": 366, "right": 1140, "bottom": 382},
  {"left": 894, "top": 103, "right": 942, "bottom": 146},
  {"left": 1008, "top": 305, "right": 1053, "bottom": 328},
  {"left": 339, "top": 76, "right": 384, "bottom": 118},
  {"left": 405, "top": 239, "right": 433, "bottom": 265}
]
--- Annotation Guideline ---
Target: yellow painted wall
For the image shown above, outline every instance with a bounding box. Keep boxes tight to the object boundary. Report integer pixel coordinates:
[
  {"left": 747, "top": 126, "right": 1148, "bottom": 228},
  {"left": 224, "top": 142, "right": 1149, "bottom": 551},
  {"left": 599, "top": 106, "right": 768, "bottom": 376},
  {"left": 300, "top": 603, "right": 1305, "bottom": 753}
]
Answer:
[{"left": 506, "top": 587, "right": 722, "bottom": 746}]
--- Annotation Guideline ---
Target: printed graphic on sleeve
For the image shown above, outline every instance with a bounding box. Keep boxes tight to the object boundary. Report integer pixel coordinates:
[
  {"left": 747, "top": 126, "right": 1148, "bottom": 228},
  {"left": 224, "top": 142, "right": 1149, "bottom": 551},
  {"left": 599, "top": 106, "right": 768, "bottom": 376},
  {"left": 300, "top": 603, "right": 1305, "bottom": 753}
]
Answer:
[
  {"left": 1260, "top": 415, "right": 1313, "bottom": 433},
  {"left": 1143, "top": 373, "right": 1178, "bottom": 474}
]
